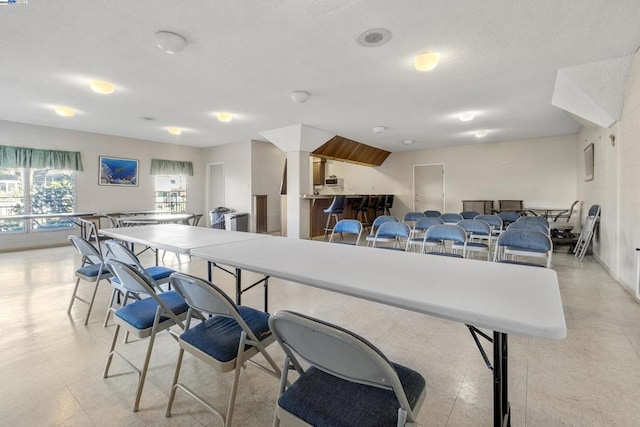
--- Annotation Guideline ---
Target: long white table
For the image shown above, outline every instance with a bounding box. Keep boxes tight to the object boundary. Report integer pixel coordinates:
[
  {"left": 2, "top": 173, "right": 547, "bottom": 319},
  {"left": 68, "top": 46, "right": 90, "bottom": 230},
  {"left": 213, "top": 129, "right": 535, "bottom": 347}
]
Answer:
[
  {"left": 100, "top": 223, "right": 270, "bottom": 264},
  {"left": 191, "top": 236, "right": 566, "bottom": 427}
]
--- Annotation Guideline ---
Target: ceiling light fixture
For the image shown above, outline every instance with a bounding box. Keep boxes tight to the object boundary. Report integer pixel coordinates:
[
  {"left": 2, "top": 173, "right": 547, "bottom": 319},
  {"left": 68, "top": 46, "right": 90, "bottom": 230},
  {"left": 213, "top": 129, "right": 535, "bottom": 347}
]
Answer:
[
  {"left": 402, "top": 139, "right": 414, "bottom": 145},
  {"left": 90, "top": 79, "right": 115, "bottom": 95},
  {"left": 154, "top": 31, "right": 187, "bottom": 54},
  {"left": 53, "top": 106, "right": 76, "bottom": 117},
  {"left": 474, "top": 130, "right": 488, "bottom": 138},
  {"left": 458, "top": 112, "right": 474, "bottom": 122},
  {"left": 290, "top": 91, "right": 310, "bottom": 103},
  {"left": 372, "top": 126, "right": 386, "bottom": 133},
  {"left": 216, "top": 112, "right": 233, "bottom": 123},
  {"left": 168, "top": 127, "right": 182, "bottom": 135},
  {"left": 414, "top": 52, "right": 440, "bottom": 72},
  {"left": 357, "top": 28, "right": 392, "bottom": 47}
]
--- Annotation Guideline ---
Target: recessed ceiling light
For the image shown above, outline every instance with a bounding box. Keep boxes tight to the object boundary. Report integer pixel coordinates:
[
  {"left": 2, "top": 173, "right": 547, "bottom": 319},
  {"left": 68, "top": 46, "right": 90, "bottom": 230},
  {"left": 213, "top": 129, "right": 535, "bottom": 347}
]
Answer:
[
  {"left": 90, "top": 80, "right": 115, "bottom": 95},
  {"left": 372, "top": 126, "right": 386, "bottom": 133},
  {"left": 414, "top": 52, "right": 440, "bottom": 72},
  {"left": 402, "top": 139, "right": 414, "bottom": 145},
  {"left": 357, "top": 28, "right": 392, "bottom": 47},
  {"left": 474, "top": 130, "right": 488, "bottom": 138},
  {"left": 290, "top": 91, "right": 310, "bottom": 103},
  {"left": 168, "top": 127, "right": 182, "bottom": 135},
  {"left": 53, "top": 106, "right": 76, "bottom": 117},
  {"left": 154, "top": 31, "right": 187, "bottom": 54},
  {"left": 216, "top": 112, "right": 233, "bottom": 123},
  {"left": 458, "top": 112, "right": 474, "bottom": 122}
]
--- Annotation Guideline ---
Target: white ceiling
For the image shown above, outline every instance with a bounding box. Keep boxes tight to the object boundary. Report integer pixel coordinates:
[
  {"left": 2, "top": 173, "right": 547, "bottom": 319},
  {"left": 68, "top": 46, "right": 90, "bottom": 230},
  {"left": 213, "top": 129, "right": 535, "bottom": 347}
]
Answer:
[{"left": 1, "top": 0, "right": 639, "bottom": 152}]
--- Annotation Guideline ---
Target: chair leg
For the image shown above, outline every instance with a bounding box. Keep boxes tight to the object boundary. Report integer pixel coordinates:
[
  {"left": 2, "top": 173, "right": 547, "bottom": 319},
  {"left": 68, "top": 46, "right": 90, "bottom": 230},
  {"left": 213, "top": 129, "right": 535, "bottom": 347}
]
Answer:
[
  {"left": 83, "top": 278, "right": 102, "bottom": 325},
  {"left": 165, "top": 347, "right": 185, "bottom": 417},
  {"left": 103, "top": 324, "right": 121, "bottom": 379},
  {"left": 324, "top": 214, "right": 333, "bottom": 240},
  {"left": 133, "top": 326, "right": 159, "bottom": 412},
  {"left": 68, "top": 278, "right": 81, "bottom": 313},
  {"left": 103, "top": 287, "right": 119, "bottom": 327},
  {"left": 226, "top": 331, "right": 247, "bottom": 426}
]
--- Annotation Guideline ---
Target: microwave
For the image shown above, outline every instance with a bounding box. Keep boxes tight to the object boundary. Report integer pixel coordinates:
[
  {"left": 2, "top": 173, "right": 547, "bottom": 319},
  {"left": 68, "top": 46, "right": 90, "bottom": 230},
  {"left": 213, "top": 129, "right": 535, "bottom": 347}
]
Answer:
[{"left": 324, "top": 177, "right": 343, "bottom": 187}]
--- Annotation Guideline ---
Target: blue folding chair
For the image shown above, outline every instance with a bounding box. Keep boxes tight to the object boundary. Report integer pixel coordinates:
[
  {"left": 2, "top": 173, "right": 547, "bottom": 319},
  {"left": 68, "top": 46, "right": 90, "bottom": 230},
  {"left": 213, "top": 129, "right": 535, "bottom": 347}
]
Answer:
[
  {"left": 494, "top": 229, "right": 553, "bottom": 268},
  {"left": 371, "top": 221, "right": 411, "bottom": 251},
  {"left": 329, "top": 219, "right": 363, "bottom": 246}
]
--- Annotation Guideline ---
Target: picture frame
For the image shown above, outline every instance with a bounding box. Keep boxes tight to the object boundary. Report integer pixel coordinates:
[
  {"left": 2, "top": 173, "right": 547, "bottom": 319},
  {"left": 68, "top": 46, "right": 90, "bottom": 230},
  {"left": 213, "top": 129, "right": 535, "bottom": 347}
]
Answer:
[
  {"left": 99, "top": 156, "right": 139, "bottom": 186},
  {"left": 584, "top": 143, "right": 594, "bottom": 182}
]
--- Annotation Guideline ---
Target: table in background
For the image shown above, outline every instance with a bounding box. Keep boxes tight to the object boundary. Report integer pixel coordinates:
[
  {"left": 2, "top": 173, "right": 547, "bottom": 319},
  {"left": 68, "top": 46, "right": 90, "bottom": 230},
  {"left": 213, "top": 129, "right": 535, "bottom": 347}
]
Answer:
[
  {"left": 191, "top": 236, "right": 566, "bottom": 427},
  {"left": 0, "top": 212, "right": 97, "bottom": 230},
  {"left": 115, "top": 213, "right": 196, "bottom": 226}
]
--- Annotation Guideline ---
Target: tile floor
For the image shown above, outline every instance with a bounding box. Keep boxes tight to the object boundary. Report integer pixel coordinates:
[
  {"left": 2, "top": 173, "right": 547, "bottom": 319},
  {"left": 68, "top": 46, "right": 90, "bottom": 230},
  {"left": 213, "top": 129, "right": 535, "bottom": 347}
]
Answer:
[{"left": 1, "top": 244, "right": 640, "bottom": 426}]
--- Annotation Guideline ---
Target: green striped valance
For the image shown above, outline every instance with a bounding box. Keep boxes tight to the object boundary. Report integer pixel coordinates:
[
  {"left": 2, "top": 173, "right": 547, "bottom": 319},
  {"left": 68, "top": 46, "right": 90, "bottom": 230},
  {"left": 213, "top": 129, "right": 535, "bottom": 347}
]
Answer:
[
  {"left": 0, "top": 145, "right": 83, "bottom": 171},
  {"left": 150, "top": 159, "right": 193, "bottom": 176}
]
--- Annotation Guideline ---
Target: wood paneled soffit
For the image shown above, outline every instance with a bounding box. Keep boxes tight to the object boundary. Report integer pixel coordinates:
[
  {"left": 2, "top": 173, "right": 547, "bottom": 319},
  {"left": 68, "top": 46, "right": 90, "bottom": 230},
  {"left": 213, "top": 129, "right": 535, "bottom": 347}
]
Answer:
[{"left": 311, "top": 136, "right": 391, "bottom": 167}]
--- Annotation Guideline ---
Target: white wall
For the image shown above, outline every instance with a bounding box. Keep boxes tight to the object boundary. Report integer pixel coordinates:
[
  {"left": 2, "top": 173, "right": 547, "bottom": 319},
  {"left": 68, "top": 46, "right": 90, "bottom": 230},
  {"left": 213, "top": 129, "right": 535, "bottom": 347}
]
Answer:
[
  {"left": 578, "top": 50, "right": 640, "bottom": 295},
  {"left": 321, "top": 134, "right": 578, "bottom": 219},
  {"left": 0, "top": 120, "right": 204, "bottom": 251},
  {"left": 250, "top": 140, "right": 286, "bottom": 232}
]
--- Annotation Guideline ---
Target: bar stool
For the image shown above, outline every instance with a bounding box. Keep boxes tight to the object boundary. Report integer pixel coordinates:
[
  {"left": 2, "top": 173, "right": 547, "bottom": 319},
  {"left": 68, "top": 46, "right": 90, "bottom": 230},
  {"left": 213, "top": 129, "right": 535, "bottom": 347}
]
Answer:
[
  {"left": 374, "top": 195, "right": 386, "bottom": 217},
  {"left": 353, "top": 195, "right": 370, "bottom": 227},
  {"left": 384, "top": 194, "right": 394, "bottom": 216},
  {"left": 323, "top": 195, "right": 346, "bottom": 240}
]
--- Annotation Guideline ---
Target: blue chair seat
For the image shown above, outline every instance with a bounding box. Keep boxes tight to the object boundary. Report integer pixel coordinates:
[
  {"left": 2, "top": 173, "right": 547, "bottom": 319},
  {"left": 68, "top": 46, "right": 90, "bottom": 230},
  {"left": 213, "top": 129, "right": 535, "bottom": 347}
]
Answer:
[
  {"left": 76, "top": 263, "right": 109, "bottom": 279},
  {"left": 111, "top": 265, "right": 174, "bottom": 284},
  {"left": 180, "top": 306, "right": 271, "bottom": 363},
  {"left": 115, "top": 290, "right": 188, "bottom": 330},
  {"left": 278, "top": 363, "right": 425, "bottom": 427}
]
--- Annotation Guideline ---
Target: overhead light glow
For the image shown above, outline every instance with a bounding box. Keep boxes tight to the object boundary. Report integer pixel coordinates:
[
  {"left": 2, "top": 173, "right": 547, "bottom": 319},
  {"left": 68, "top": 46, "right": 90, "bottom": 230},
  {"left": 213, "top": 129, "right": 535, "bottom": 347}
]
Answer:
[
  {"left": 216, "top": 112, "right": 233, "bottom": 123},
  {"left": 414, "top": 52, "right": 440, "bottom": 72},
  {"left": 372, "top": 126, "right": 386, "bottom": 133},
  {"left": 458, "top": 112, "right": 474, "bottom": 122},
  {"left": 402, "top": 139, "right": 414, "bottom": 145},
  {"left": 90, "top": 80, "right": 115, "bottom": 94},
  {"left": 474, "top": 130, "right": 488, "bottom": 138},
  {"left": 53, "top": 106, "right": 76, "bottom": 117},
  {"left": 168, "top": 127, "right": 182, "bottom": 135}
]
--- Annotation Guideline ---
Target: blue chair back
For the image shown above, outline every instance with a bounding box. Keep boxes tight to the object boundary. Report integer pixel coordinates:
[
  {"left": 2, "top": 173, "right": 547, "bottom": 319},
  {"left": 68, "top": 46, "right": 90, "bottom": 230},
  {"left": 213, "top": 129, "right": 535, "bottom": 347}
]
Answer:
[
  {"left": 457, "top": 219, "right": 491, "bottom": 236},
  {"left": 324, "top": 195, "right": 347, "bottom": 214},
  {"left": 440, "top": 213, "right": 463, "bottom": 224},
  {"left": 371, "top": 215, "right": 399, "bottom": 229},
  {"left": 330, "top": 219, "right": 363, "bottom": 245},
  {"left": 497, "top": 211, "right": 520, "bottom": 224},
  {"left": 516, "top": 216, "right": 549, "bottom": 228},
  {"left": 425, "top": 224, "right": 467, "bottom": 244},
  {"left": 507, "top": 221, "right": 549, "bottom": 235},
  {"left": 413, "top": 217, "right": 444, "bottom": 232},
  {"left": 475, "top": 214, "right": 503, "bottom": 231},
  {"left": 375, "top": 221, "right": 411, "bottom": 240},
  {"left": 588, "top": 204, "right": 600, "bottom": 217},
  {"left": 403, "top": 211, "right": 426, "bottom": 223},
  {"left": 423, "top": 210, "right": 441, "bottom": 217},
  {"left": 460, "top": 211, "right": 480, "bottom": 220},
  {"left": 496, "top": 229, "right": 552, "bottom": 253}
]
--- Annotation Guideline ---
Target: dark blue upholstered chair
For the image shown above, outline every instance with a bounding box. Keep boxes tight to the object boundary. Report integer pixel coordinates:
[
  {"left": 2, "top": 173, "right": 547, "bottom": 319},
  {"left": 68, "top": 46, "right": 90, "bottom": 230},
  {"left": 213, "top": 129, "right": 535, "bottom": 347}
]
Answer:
[
  {"left": 165, "top": 272, "right": 280, "bottom": 425},
  {"left": 104, "top": 240, "right": 176, "bottom": 326},
  {"left": 516, "top": 215, "right": 550, "bottom": 229},
  {"left": 353, "top": 195, "right": 370, "bottom": 226},
  {"left": 269, "top": 310, "right": 426, "bottom": 427},
  {"left": 423, "top": 224, "right": 467, "bottom": 257},
  {"left": 497, "top": 211, "right": 520, "bottom": 227},
  {"left": 423, "top": 210, "right": 442, "bottom": 218},
  {"left": 365, "top": 215, "right": 399, "bottom": 246},
  {"left": 408, "top": 217, "right": 444, "bottom": 252},
  {"left": 323, "top": 195, "right": 347, "bottom": 240},
  {"left": 103, "top": 259, "right": 189, "bottom": 412},
  {"left": 507, "top": 220, "right": 549, "bottom": 236},
  {"left": 68, "top": 235, "right": 113, "bottom": 325},
  {"left": 460, "top": 210, "right": 480, "bottom": 220},
  {"left": 493, "top": 229, "right": 552, "bottom": 268},
  {"left": 439, "top": 212, "right": 464, "bottom": 224},
  {"left": 455, "top": 219, "right": 492, "bottom": 260},
  {"left": 402, "top": 211, "right": 427, "bottom": 229},
  {"left": 383, "top": 194, "right": 395, "bottom": 216},
  {"left": 329, "top": 219, "right": 363, "bottom": 246},
  {"left": 372, "top": 221, "right": 411, "bottom": 251}
]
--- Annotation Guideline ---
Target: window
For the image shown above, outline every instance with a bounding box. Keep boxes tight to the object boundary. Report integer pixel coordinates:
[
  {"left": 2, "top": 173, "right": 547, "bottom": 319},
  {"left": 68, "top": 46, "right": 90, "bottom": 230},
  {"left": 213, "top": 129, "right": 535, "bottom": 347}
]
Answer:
[
  {"left": 154, "top": 175, "right": 187, "bottom": 212},
  {"left": 0, "top": 167, "right": 76, "bottom": 233}
]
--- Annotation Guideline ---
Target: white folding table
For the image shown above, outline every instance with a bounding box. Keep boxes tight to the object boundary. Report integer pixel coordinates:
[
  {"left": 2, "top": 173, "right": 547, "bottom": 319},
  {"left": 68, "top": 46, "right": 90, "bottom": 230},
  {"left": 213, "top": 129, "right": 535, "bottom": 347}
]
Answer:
[{"left": 191, "top": 236, "right": 566, "bottom": 427}]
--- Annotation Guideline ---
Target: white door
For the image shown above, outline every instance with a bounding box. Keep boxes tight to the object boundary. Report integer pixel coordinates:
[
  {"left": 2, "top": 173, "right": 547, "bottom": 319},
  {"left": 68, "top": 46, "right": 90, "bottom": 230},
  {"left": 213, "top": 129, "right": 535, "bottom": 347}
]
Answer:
[
  {"left": 207, "top": 163, "right": 225, "bottom": 225},
  {"left": 413, "top": 164, "right": 444, "bottom": 212}
]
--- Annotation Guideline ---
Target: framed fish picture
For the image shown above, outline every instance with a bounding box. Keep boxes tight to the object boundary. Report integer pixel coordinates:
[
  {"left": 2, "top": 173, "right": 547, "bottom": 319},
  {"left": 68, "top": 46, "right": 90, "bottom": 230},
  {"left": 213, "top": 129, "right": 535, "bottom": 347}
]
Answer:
[{"left": 99, "top": 156, "right": 139, "bottom": 186}]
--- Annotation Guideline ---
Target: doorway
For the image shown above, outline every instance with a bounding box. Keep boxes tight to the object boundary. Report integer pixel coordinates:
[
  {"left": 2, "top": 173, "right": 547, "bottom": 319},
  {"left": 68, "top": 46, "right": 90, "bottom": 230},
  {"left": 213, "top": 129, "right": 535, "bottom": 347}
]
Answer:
[
  {"left": 206, "top": 163, "right": 225, "bottom": 224},
  {"left": 413, "top": 164, "right": 444, "bottom": 212}
]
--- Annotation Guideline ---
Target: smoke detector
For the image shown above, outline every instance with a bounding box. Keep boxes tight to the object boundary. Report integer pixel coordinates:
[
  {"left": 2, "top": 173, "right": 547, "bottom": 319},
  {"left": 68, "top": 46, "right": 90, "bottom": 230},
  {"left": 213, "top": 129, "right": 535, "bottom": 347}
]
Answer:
[{"left": 357, "top": 28, "right": 392, "bottom": 47}]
